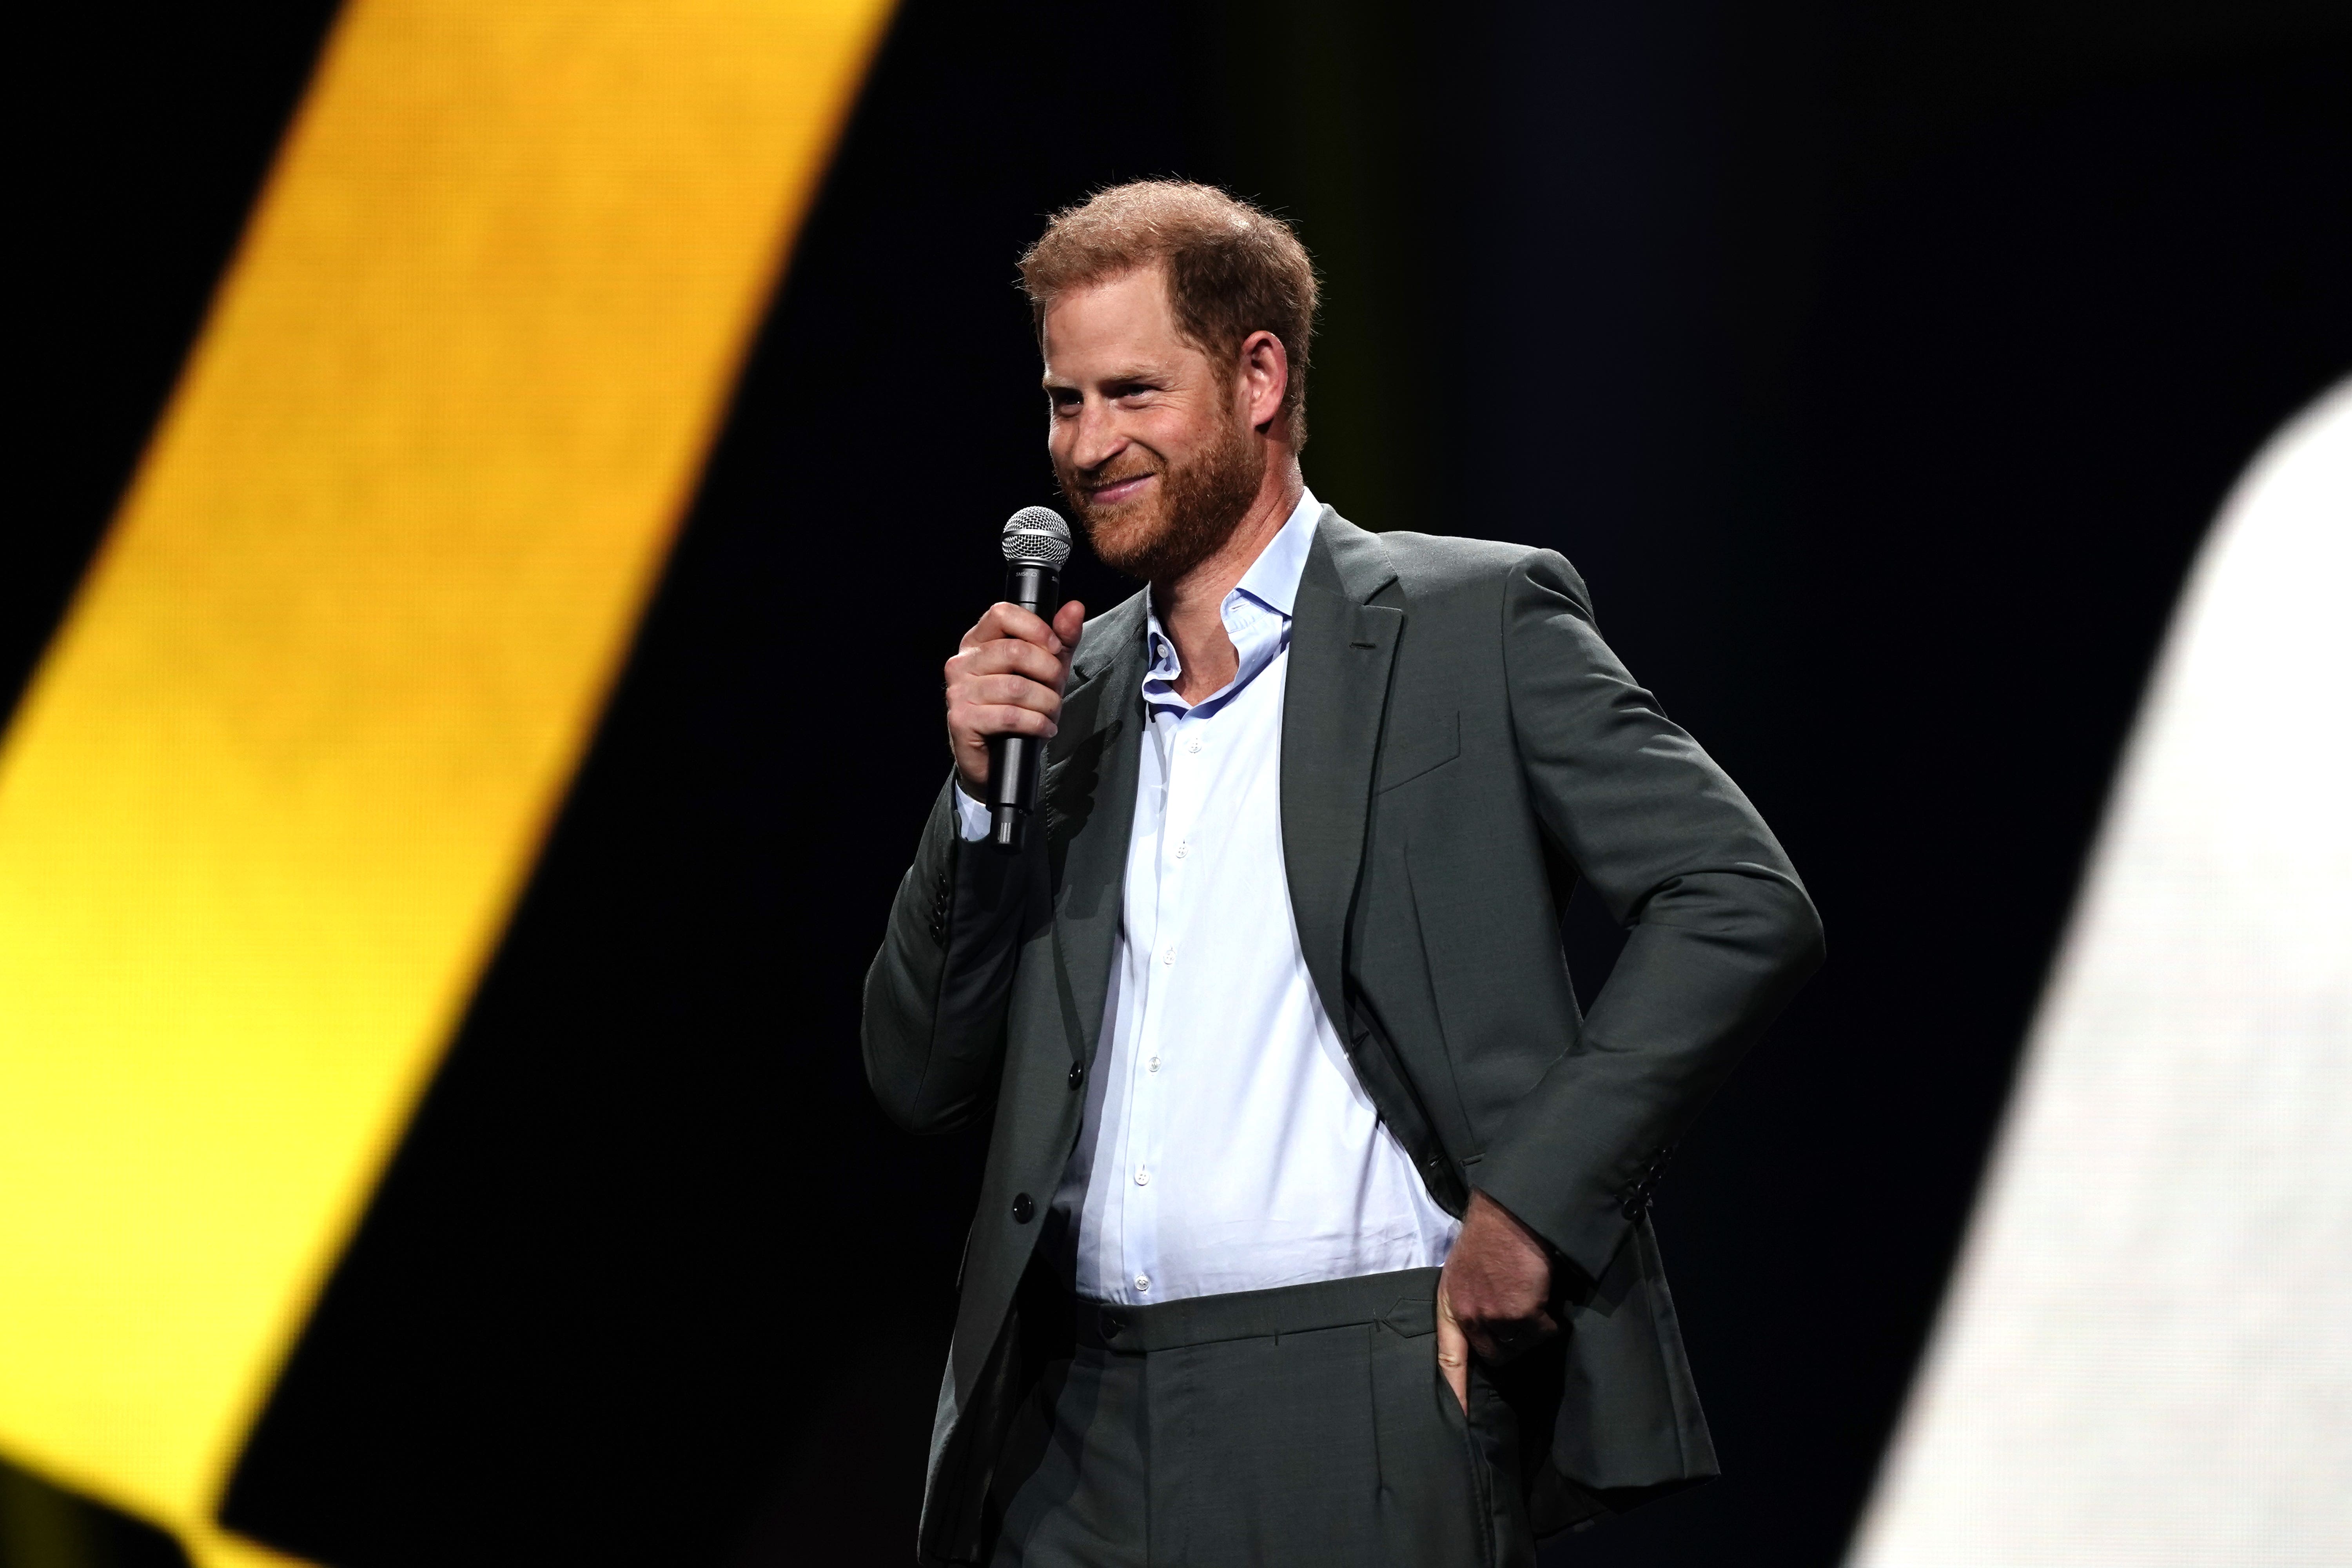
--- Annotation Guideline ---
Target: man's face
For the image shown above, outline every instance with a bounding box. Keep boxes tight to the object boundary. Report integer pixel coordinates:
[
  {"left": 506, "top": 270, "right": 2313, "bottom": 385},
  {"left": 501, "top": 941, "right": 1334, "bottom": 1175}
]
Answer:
[{"left": 1042, "top": 266, "right": 1263, "bottom": 583}]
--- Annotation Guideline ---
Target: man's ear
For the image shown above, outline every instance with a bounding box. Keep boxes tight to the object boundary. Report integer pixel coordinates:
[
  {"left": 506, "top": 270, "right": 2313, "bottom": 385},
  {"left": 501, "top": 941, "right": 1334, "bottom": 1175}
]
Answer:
[{"left": 1238, "top": 329, "right": 1289, "bottom": 434}]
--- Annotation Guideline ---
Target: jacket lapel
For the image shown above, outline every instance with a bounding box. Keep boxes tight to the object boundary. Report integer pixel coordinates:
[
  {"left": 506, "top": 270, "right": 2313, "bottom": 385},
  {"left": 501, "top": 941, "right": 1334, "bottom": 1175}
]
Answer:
[
  {"left": 1046, "top": 590, "right": 1147, "bottom": 1070},
  {"left": 1282, "top": 508, "right": 1402, "bottom": 1038}
]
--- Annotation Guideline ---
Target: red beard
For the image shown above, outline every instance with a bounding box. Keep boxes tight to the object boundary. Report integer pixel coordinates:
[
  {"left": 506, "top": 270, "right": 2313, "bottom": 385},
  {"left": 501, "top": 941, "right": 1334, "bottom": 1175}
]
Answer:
[{"left": 1061, "top": 415, "right": 1265, "bottom": 583}]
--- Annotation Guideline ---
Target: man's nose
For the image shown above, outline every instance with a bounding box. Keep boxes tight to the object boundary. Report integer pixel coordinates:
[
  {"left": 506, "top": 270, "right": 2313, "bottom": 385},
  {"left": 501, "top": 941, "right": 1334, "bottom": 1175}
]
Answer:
[{"left": 1064, "top": 399, "right": 1126, "bottom": 469}]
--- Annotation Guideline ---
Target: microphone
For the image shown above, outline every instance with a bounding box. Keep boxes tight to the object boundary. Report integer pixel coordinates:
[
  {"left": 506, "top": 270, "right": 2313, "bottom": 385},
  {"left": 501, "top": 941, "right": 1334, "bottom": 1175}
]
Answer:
[{"left": 987, "top": 506, "right": 1071, "bottom": 853}]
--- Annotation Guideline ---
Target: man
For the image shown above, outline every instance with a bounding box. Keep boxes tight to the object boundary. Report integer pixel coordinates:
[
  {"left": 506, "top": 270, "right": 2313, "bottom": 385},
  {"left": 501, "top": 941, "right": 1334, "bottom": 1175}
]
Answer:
[{"left": 864, "top": 181, "right": 1822, "bottom": 1567}]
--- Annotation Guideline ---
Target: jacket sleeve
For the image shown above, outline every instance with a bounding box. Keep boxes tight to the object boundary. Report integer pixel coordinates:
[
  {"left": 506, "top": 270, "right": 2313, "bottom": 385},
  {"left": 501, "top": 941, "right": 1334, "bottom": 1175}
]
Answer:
[
  {"left": 1471, "top": 549, "right": 1825, "bottom": 1288},
  {"left": 860, "top": 773, "right": 1038, "bottom": 1135}
]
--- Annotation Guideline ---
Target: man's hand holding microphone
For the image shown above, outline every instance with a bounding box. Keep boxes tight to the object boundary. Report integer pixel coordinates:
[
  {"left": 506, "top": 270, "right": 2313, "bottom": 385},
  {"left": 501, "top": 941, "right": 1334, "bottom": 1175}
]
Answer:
[
  {"left": 945, "top": 508, "right": 1084, "bottom": 851},
  {"left": 944, "top": 597, "right": 1086, "bottom": 796}
]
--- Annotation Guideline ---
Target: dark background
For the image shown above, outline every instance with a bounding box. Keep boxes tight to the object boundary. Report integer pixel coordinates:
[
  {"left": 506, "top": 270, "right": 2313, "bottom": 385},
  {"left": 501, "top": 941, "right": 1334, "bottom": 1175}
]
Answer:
[{"left": 7, "top": 2, "right": 2349, "bottom": 1565}]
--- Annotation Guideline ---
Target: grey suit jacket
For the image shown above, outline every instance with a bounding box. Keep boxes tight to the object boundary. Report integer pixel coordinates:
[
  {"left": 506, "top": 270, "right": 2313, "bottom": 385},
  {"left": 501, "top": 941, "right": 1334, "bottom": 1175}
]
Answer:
[{"left": 863, "top": 508, "right": 1824, "bottom": 1563}]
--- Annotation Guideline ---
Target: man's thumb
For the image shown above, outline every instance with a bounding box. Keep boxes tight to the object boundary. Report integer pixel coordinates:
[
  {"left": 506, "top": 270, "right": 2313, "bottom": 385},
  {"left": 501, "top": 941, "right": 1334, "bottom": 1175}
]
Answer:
[{"left": 1435, "top": 1285, "right": 1470, "bottom": 1414}]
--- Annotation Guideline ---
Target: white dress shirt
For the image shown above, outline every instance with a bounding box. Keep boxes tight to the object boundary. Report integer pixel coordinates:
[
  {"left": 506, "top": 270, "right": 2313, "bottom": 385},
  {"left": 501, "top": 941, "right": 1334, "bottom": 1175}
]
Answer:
[{"left": 956, "top": 488, "right": 1459, "bottom": 1304}]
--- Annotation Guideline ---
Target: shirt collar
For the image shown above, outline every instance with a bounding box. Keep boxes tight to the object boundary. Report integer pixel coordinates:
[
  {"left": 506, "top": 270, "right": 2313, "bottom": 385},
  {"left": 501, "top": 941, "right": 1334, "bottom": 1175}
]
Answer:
[
  {"left": 1230, "top": 485, "right": 1320, "bottom": 620},
  {"left": 1142, "top": 485, "right": 1321, "bottom": 632},
  {"left": 1140, "top": 486, "right": 1321, "bottom": 714}
]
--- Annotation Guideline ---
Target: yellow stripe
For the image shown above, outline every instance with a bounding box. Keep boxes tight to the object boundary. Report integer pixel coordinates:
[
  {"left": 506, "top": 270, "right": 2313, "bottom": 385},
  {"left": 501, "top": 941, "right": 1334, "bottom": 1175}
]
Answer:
[{"left": 0, "top": 0, "right": 891, "bottom": 1548}]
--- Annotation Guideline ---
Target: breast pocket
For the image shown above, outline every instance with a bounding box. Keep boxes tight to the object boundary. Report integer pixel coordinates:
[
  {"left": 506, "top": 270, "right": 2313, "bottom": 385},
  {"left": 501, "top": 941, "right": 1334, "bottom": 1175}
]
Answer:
[{"left": 1376, "top": 710, "right": 1459, "bottom": 793}]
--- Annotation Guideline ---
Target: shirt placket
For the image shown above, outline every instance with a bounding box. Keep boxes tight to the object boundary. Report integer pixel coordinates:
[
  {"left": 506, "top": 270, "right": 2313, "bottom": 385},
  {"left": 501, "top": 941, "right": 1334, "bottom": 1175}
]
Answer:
[
  {"left": 1103, "top": 714, "right": 1146, "bottom": 1303},
  {"left": 1125, "top": 704, "right": 1202, "bottom": 1302}
]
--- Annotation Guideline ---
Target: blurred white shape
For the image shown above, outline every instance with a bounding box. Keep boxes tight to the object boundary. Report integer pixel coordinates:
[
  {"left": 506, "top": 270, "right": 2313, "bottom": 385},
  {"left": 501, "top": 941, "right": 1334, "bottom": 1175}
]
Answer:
[{"left": 1847, "top": 378, "right": 2352, "bottom": 1568}]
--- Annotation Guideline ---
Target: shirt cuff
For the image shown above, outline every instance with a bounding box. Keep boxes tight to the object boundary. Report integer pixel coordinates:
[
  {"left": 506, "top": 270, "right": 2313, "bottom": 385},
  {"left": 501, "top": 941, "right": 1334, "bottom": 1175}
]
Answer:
[{"left": 952, "top": 782, "right": 993, "bottom": 842}]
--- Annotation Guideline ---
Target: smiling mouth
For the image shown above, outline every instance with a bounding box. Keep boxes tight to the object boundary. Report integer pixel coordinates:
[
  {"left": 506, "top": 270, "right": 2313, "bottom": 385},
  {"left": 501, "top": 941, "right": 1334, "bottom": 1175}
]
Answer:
[{"left": 1084, "top": 471, "right": 1156, "bottom": 507}]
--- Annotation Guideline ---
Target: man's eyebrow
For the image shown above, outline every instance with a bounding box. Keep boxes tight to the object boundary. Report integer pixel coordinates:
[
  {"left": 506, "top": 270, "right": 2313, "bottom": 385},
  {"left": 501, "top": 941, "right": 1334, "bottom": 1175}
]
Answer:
[{"left": 1039, "top": 366, "right": 1167, "bottom": 391}]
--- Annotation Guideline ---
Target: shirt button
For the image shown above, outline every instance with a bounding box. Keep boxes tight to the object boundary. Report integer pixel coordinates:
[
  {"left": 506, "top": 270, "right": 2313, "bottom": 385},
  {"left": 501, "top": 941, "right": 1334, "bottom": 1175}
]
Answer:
[
  {"left": 1186, "top": 740, "right": 1201, "bottom": 754},
  {"left": 1134, "top": 1165, "right": 1149, "bottom": 1186},
  {"left": 1174, "top": 839, "right": 1188, "bottom": 860},
  {"left": 1148, "top": 1055, "right": 1161, "bottom": 1073},
  {"left": 1160, "top": 946, "right": 1176, "bottom": 965},
  {"left": 1134, "top": 1274, "right": 1151, "bottom": 1293}
]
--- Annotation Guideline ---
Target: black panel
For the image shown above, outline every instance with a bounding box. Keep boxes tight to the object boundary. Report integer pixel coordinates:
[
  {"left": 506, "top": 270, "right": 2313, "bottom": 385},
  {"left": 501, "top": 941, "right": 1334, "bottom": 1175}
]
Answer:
[{"left": 13, "top": 2, "right": 341, "bottom": 724}]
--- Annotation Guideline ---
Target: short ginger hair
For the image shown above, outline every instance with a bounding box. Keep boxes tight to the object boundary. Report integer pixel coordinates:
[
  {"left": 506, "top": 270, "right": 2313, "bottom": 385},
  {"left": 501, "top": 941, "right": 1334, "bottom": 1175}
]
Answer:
[{"left": 1018, "top": 180, "right": 1319, "bottom": 448}]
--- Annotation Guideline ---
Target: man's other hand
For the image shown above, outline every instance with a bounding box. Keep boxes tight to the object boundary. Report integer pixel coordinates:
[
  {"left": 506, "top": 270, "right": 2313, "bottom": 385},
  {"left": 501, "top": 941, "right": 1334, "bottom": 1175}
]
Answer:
[
  {"left": 1436, "top": 1191, "right": 1558, "bottom": 1412},
  {"left": 945, "top": 599, "right": 1087, "bottom": 799}
]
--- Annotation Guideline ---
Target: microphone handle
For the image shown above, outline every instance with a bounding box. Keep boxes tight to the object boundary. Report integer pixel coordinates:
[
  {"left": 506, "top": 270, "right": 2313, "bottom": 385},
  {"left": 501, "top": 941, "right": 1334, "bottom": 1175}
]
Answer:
[{"left": 986, "top": 561, "right": 1063, "bottom": 853}]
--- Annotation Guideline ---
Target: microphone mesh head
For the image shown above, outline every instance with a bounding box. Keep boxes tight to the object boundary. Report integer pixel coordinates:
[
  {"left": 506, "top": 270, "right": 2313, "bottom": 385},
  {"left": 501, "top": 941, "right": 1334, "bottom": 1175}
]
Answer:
[{"left": 1001, "top": 506, "right": 1072, "bottom": 569}]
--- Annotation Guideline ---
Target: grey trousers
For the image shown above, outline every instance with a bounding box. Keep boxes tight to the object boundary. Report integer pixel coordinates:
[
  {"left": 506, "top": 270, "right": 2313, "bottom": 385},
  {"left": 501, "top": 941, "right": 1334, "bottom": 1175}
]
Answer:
[{"left": 984, "top": 1267, "right": 1537, "bottom": 1568}]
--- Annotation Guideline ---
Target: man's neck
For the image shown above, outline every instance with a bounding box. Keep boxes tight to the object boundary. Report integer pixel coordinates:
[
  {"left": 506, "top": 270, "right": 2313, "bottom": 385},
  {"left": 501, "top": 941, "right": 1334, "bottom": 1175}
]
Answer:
[{"left": 1153, "top": 459, "right": 1305, "bottom": 704}]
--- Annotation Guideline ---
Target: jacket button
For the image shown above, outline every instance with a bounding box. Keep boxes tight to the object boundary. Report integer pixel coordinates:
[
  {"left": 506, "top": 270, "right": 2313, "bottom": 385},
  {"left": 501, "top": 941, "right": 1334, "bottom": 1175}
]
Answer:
[
  {"left": 1067, "top": 1063, "right": 1083, "bottom": 1091},
  {"left": 1011, "top": 1193, "right": 1035, "bottom": 1224}
]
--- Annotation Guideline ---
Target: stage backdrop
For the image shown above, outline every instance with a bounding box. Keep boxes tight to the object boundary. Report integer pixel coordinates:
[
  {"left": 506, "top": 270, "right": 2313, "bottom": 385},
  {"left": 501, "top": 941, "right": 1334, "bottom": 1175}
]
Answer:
[{"left": 4, "top": 2, "right": 2348, "bottom": 1565}]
